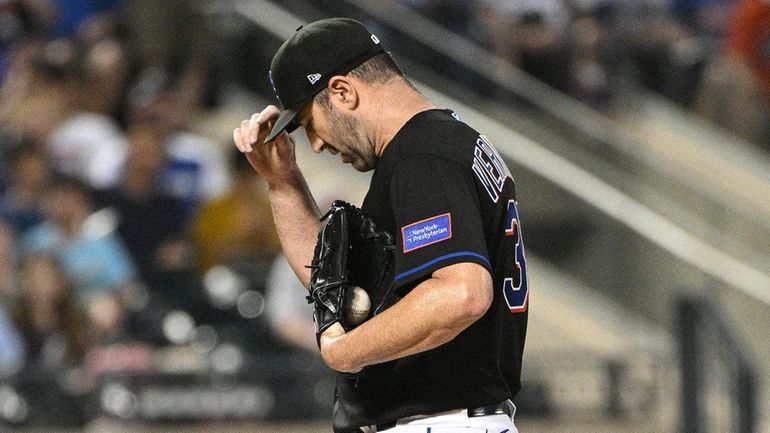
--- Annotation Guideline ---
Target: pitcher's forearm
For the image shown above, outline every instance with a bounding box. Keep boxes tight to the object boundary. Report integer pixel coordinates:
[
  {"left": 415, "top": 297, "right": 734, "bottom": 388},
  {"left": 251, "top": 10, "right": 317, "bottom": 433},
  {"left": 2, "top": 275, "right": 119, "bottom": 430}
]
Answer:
[{"left": 267, "top": 169, "right": 322, "bottom": 286}]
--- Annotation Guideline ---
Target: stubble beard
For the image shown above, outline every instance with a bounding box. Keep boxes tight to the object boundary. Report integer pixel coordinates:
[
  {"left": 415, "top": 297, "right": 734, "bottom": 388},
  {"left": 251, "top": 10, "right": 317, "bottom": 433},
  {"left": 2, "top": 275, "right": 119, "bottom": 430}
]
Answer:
[{"left": 326, "top": 108, "right": 377, "bottom": 172}]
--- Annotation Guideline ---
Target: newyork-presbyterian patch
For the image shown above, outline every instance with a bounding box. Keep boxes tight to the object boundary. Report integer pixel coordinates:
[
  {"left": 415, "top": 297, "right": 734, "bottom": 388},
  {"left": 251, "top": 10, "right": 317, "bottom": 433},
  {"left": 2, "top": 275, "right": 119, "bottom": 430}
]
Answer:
[{"left": 401, "top": 213, "right": 452, "bottom": 253}]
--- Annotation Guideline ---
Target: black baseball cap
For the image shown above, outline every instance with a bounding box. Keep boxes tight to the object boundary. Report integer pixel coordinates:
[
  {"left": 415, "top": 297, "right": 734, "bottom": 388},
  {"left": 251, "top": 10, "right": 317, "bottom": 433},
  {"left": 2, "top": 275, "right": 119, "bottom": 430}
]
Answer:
[{"left": 264, "top": 18, "right": 385, "bottom": 143}]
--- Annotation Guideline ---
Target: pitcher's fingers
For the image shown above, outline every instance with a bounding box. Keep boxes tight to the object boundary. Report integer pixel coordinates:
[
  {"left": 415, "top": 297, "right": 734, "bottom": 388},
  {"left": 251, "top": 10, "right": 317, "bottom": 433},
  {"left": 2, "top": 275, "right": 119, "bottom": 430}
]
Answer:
[
  {"left": 248, "top": 113, "right": 259, "bottom": 143},
  {"left": 257, "top": 105, "right": 281, "bottom": 124},
  {"left": 233, "top": 128, "right": 245, "bottom": 152},
  {"left": 239, "top": 119, "right": 254, "bottom": 151}
]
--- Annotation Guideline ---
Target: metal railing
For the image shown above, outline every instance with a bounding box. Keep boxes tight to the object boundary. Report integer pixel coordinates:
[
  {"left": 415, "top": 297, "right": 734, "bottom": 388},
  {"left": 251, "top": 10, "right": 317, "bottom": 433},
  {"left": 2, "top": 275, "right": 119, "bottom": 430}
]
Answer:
[{"left": 677, "top": 296, "right": 757, "bottom": 433}]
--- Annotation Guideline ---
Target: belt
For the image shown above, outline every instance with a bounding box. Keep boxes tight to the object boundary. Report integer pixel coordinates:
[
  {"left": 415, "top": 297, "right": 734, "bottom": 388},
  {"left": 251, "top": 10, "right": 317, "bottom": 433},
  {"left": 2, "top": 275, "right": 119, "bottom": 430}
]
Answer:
[{"left": 373, "top": 400, "right": 513, "bottom": 432}]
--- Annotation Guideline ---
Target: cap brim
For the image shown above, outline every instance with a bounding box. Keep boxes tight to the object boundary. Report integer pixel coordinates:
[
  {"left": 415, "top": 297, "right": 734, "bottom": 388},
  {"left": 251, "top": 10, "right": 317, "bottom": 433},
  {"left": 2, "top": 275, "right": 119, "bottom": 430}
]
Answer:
[{"left": 264, "top": 107, "right": 300, "bottom": 143}]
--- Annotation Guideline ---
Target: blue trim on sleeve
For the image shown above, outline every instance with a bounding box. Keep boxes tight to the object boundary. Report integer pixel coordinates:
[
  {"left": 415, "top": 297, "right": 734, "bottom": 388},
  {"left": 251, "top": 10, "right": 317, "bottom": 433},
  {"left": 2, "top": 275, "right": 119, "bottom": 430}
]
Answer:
[{"left": 394, "top": 251, "right": 491, "bottom": 283}]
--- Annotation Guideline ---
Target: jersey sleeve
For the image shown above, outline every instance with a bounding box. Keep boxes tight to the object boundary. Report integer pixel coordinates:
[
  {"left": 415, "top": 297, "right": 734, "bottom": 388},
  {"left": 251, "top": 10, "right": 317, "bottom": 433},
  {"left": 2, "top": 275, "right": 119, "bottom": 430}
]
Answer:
[{"left": 389, "top": 154, "right": 491, "bottom": 293}]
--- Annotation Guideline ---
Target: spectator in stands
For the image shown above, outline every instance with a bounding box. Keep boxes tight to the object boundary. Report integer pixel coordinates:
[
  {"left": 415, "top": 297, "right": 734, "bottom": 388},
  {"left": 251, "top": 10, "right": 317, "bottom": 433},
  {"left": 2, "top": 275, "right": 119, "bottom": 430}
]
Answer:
[
  {"left": 122, "top": 0, "right": 215, "bottom": 111},
  {"left": 670, "top": 0, "right": 737, "bottom": 37},
  {"left": 0, "top": 1, "right": 37, "bottom": 86},
  {"left": 694, "top": 0, "right": 770, "bottom": 147},
  {"left": 0, "top": 300, "right": 24, "bottom": 377},
  {"left": 567, "top": 10, "right": 614, "bottom": 108},
  {"left": 119, "top": 0, "right": 226, "bottom": 210},
  {"left": 2, "top": 34, "right": 131, "bottom": 191},
  {"left": 20, "top": 175, "right": 137, "bottom": 338},
  {"left": 725, "top": 0, "right": 770, "bottom": 102},
  {"left": 79, "top": 38, "right": 133, "bottom": 120},
  {"left": 94, "top": 120, "right": 191, "bottom": 282},
  {"left": 127, "top": 67, "right": 231, "bottom": 212},
  {"left": 478, "top": 0, "right": 572, "bottom": 92},
  {"left": 0, "top": 144, "right": 50, "bottom": 235},
  {"left": 94, "top": 121, "right": 207, "bottom": 343},
  {"left": 621, "top": 4, "right": 705, "bottom": 104},
  {"left": 0, "top": 38, "right": 76, "bottom": 148},
  {"left": 191, "top": 148, "right": 280, "bottom": 272},
  {"left": 12, "top": 253, "right": 88, "bottom": 372},
  {"left": 46, "top": 38, "right": 130, "bottom": 189}
]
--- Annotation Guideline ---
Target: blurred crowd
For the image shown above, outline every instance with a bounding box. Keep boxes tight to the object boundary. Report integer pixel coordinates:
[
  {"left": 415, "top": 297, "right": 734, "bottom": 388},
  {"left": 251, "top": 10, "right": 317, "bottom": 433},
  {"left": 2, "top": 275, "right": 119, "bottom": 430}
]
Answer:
[
  {"left": 401, "top": 0, "right": 770, "bottom": 148},
  {"left": 0, "top": 0, "right": 318, "bottom": 425}
]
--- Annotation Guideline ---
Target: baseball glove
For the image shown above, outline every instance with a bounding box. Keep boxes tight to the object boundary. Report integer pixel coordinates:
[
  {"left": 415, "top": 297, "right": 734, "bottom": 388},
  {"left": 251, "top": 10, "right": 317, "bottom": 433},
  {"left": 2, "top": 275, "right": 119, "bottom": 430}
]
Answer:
[{"left": 307, "top": 200, "right": 394, "bottom": 345}]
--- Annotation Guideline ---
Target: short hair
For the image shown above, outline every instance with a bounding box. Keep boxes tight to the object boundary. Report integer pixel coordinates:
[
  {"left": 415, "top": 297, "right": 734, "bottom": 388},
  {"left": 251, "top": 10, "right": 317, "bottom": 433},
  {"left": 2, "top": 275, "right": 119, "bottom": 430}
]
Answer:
[
  {"left": 347, "top": 52, "right": 404, "bottom": 84},
  {"left": 314, "top": 52, "right": 407, "bottom": 110}
]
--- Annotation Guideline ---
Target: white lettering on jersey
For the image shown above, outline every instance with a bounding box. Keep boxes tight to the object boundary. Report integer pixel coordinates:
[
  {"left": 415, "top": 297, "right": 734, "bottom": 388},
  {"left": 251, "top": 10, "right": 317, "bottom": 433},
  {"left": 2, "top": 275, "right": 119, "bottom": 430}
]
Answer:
[{"left": 472, "top": 135, "right": 512, "bottom": 203}]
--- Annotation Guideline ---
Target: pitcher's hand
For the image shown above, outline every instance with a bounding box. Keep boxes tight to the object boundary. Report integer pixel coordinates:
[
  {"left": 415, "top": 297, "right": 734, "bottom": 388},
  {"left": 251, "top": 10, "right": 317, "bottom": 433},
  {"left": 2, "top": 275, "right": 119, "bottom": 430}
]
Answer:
[
  {"left": 319, "top": 322, "right": 364, "bottom": 374},
  {"left": 233, "top": 105, "right": 297, "bottom": 184}
]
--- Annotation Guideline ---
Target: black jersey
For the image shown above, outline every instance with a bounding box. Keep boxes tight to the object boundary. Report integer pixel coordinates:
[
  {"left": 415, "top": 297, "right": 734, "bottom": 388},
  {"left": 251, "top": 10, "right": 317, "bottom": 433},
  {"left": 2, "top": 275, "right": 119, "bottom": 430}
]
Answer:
[{"left": 332, "top": 109, "right": 529, "bottom": 432}]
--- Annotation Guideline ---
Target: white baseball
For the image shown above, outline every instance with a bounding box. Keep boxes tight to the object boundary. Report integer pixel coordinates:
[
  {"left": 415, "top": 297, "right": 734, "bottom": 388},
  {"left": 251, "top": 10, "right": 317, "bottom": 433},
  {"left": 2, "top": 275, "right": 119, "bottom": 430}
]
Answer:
[{"left": 345, "top": 286, "right": 371, "bottom": 326}]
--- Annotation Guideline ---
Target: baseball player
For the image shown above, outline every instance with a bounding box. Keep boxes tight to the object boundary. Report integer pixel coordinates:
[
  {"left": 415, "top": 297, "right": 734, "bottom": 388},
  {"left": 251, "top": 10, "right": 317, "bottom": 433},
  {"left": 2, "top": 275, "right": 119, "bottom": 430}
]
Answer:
[{"left": 233, "top": 18, "right": 528, "bottom": 433}]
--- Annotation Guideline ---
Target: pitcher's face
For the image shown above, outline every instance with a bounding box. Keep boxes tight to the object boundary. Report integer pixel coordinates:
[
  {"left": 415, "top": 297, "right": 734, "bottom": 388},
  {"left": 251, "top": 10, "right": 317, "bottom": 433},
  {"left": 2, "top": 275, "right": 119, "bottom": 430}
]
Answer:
[{"left": 298, "top": 101, "right": 377, "bottom": 172}]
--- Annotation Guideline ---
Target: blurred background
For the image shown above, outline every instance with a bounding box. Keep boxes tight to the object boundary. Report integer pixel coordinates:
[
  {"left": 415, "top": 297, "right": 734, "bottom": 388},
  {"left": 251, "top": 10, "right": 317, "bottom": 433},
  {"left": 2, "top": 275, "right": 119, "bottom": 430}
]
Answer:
[{"left": 0, "top": 0, "right": 768, "bottom": 432}]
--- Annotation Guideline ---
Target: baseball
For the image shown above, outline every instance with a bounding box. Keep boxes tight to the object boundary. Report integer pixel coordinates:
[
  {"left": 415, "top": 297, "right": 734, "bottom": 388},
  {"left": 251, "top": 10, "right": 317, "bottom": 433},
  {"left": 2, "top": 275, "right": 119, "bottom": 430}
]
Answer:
[{"left": 345, "top": 286, "right": 371, "bottom": 326}]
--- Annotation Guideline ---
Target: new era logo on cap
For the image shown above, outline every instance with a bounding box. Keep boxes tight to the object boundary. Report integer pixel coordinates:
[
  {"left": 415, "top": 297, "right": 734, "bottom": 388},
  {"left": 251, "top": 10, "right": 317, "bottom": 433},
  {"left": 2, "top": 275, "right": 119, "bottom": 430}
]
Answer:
[{"left": 307, "top": 73, "right": 322, "bottom": 84}]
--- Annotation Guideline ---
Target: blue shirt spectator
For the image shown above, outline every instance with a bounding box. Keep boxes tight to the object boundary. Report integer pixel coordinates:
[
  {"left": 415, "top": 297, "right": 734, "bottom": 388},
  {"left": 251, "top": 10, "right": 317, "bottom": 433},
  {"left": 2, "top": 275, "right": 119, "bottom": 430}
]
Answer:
[
  {"left": 0, "top": 303, "right": 25, "bottom": 377},
  {"left": 52, "top": 0, "right": 123, "bottom": 37},
  {"left": 21, "top": 218, "right": 136, "bottom": 300},
  {"left": 19, "top": 175, "right": 137, "bottom": 302}
]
